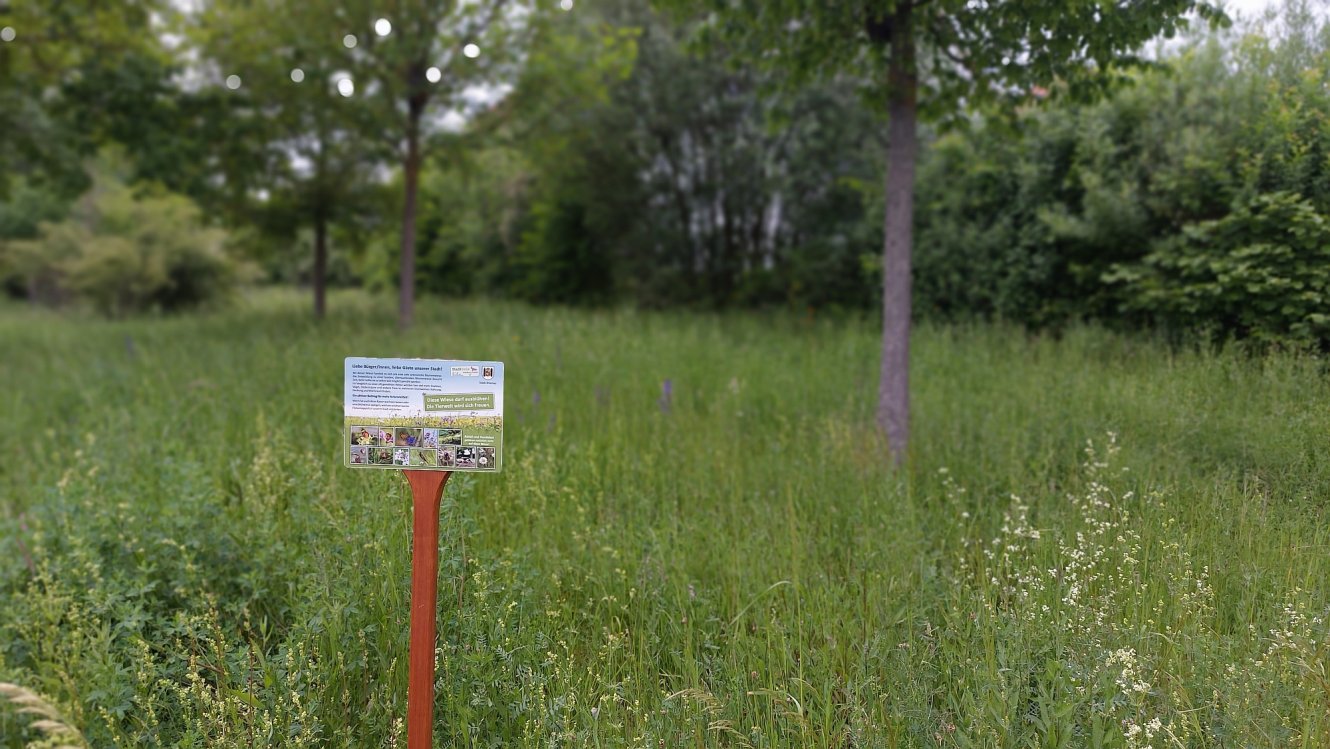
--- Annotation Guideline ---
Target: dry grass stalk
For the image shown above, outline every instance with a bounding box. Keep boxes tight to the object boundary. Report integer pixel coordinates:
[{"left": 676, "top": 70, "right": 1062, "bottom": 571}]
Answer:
[{"left": 0, "top": 681, "right": 89, "bottom": 749}]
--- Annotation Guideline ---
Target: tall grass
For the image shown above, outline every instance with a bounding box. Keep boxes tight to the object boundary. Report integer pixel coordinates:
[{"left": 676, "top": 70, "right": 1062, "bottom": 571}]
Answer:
[{"left": 1, "top": 289, "right": 1326, "bottom": 747}]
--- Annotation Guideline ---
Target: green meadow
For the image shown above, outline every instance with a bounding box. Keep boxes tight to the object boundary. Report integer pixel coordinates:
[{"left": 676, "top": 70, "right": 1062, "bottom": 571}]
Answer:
[{"left": 1, "top": 290, "right": 1327, "bottom": 747}]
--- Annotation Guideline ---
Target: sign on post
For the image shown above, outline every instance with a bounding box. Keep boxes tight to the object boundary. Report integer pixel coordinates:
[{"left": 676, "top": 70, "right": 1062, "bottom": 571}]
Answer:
[
  {"left": 343, "top": 356, "right": 504, "bottom": 749},
  {"left": 344, "top": 357, "right": 504, "bottom": 472}
]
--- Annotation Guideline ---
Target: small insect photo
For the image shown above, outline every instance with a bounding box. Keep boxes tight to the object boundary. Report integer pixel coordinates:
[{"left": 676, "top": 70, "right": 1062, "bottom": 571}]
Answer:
[
  {"left": 411, "top": 448, "right": 436, "bottom": 467},
  {"left": 477, "top": 447, "right": 496, "bottom": 469},
  {"left": 378, "top": 428, "right": 394, "bottom": 445},
  {"left": 455, "top": 447, "right": 478, "bottom": 468},
  {"left": 437, "top": 447, "right": 456, "bottom": 467},
  {"left": 350, "top": 446, "right": 369, "bottom": 464},
  {"left": 351, "top": 426, "right": 376, "bottom": 446},
  {"left": 439, "top": 429, "right": 462, "bottom": 445},
  {"left": 393, "top": 448, "right": 410, "bottom": 465},
  {"left": 395, "top": 428, "right": 422, "bottom": 447},
  {"left": 370, "top": 447, "right": 394, "bottom": 465},
  {"left": 420, "top": 428, "right": 438, "bottom": 449}
]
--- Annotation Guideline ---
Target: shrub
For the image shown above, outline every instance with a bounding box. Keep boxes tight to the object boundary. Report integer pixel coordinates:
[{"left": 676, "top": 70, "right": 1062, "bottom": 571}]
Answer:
[
  {"left": 513, "top": 197, "right": 615, "bottom": 306},
  {"left": 1, "top": 171, "right": 248, "bottom": 316},
  {"left": 910, "top": 6, "right": 1330, "bottom": 335},
  {"left": 1106, "top": 192, "right": 1330, "bottom": 346}
]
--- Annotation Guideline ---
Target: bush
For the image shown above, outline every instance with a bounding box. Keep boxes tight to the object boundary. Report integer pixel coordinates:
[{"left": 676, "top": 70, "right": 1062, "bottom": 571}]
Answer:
[
  {"left": 1107, "top": 192, "right": 1330, "bottom": 345},
  {"left": 513, "top": 198, "right": 615, "bottom": 306},
  {"left": 1, "top": 170, "right": 248, "bottom": 316},
  {"left": 910, "top": 4, "right": 1330, "bottom": 337}
]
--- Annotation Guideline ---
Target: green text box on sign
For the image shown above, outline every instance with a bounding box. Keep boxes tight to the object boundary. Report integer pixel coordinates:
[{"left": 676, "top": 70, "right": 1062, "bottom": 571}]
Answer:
[{"left": 423, "top": 392, "right": 496, "bottom": 411}]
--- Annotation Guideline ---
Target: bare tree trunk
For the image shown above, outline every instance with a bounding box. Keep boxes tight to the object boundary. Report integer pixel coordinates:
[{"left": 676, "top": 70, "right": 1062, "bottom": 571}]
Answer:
[
  {"left": 313, "top": 211, "right": 328, "bottom": 320},
  {"left": 876, "top": 1, "right": 917, "bottom": 465},
  {"left": 399, "top": 108, "right": 423, "bottom": 330}
]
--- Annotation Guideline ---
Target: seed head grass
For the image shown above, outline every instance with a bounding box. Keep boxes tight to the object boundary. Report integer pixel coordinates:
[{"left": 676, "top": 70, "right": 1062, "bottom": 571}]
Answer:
[{"left": 0, "top": 681, "right": 88, "bottom": 748}]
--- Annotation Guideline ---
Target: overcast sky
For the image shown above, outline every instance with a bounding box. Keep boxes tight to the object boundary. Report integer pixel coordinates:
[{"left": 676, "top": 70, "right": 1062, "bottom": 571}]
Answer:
[
  {"left": 1222, "top": 0, "right": 1321, "bottom": 20},
  {"left": 1224, "top": 0, "right": 1275, "bottom": 15}
]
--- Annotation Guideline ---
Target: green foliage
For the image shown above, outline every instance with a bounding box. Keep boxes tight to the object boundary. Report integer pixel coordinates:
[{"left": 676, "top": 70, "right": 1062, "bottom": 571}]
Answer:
[
  {"left": 410, "top": 0, "right": 883, "bottom": 310},
  {"left": 382, "top": 4, "right": 640, "bottom": 304},
  {"left": 514, "top": 198, "right": 615, "bottom": 305},
  {"left": 612, "top": 17, "right": 881, "bottom": 309},
  {"left": 1, "top": 167, "right": 248, "bottom": 316},
  {"left": 910, "top": 7, "right": 1330, "bottom": 343},
  {"left": 2, "top": 290, "right": 1329, "bottom": 746},
  {"left": 0, "top": 181, "right": 68, "bottom": 243},
  {"left": 189, "top": 3, "right": 388, "bottom": 217},
  {"left": 410, "top": 148, "right": 529, "bottom": 298},
  {"left": 0, "top": 0, "right": 173, "bottom": 197},
  {"left": 1108, "top": 192, "right": 1330, "bottom": 345},
  {"left": 1, "top": 0, "right": 1324, "bottom": 349},
  {"left": 665, "top": 0, "right": 1225, "bottom": 120},
  {"left": 911, "top": 127, "right": 1055, "bottom": 323}
]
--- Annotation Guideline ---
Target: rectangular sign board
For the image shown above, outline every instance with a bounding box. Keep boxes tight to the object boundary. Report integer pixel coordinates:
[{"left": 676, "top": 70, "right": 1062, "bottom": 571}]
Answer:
[{"left": 344, "top": 357, "right": 503, "bottom": 472}]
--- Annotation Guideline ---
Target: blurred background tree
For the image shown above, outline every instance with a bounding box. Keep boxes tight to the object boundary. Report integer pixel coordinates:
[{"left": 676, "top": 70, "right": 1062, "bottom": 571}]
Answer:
[
  {"left": 191, "top": 0, "right": 388, "bottom": 319},
  {"left": 0, "top": 0, "right": 167, "bottom": 200},
  {"left": 1, "top": 0, "right": 1327, "bottom": 357},
  {"left": 316, "top": 0, "right": 564, "bottom": 328}
]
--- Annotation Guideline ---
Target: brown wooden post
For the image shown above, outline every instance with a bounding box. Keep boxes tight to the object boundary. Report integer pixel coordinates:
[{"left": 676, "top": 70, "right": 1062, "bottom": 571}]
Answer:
[{"left": 405, "top": 469, "right": 451, "bottom": 749}]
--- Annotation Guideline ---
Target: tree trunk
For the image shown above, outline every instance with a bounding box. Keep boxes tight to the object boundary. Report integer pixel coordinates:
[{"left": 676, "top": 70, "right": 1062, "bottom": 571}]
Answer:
[
  {"left": 399, "top": 106, "right": 423, "bottom": 330},
  {"left": 876, "top": 1, "right": 917, "bottom": 465},
  {"left": 313, "top": 211, "right": 328, "bottom": 319}
]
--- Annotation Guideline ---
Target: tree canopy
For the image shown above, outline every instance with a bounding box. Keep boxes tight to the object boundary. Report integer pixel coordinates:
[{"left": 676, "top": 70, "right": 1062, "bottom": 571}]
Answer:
[{"left": 685, "top": 0, "right": 1227, "bottom": 110}]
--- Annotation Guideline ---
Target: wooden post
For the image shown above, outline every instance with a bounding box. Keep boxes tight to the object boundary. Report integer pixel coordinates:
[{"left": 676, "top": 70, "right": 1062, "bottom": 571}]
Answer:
[{"left": 405, "top": 469, "right": 451, "bottom": 749}]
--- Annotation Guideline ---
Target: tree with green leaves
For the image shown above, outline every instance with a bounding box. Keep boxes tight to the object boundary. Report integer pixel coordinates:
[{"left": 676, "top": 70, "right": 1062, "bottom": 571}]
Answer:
[
  {"left": 0, "top": 0, "right": 168, "bottom": 198},
  {"left": 668, "top": 0, "right": 1226, "bottom": 463},
  {"left": 393, "top": 1, "right": 639, "bottom": 304},
  {"left": 191, "top": 0, "right": 387, "bottom": 319},
  {"left": 318, "top": 0, "right": 565, "bottom": 328}
]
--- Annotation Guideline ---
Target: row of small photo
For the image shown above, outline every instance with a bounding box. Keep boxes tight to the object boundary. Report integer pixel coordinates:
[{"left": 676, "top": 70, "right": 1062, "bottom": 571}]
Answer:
[
  {"left": 349, "top": 445, "right": 496, "bottom": 469},
  {"left": 350, "top": 426, "right": 462, "bottom": 449}
]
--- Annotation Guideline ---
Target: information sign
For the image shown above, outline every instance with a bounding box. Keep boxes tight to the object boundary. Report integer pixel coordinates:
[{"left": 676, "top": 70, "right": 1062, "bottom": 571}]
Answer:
[{"left": 344, "top": 357, "right": 504, "bottom": 472}]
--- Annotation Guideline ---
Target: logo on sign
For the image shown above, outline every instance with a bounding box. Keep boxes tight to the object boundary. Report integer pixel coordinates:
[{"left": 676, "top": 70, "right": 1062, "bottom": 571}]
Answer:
[{"left": 451, "top": 366, "right": 480, "bottom": 377}]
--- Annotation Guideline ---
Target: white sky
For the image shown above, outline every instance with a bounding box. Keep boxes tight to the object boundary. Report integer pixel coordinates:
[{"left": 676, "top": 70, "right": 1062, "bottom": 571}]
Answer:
[
  {"left": 1223, "top": 0, "right": 1328, "bottom": 20},
  {"left": 1225, "top": 0, "right": 1277, "bottom": 15}
]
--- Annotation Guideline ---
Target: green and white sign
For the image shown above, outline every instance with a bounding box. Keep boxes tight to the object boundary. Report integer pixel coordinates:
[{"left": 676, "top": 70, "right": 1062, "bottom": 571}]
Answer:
[{"left": 344, "top": 357, "right": 504, "bottom": 472}]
